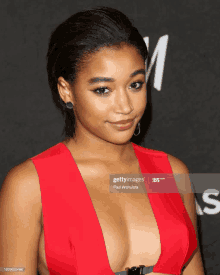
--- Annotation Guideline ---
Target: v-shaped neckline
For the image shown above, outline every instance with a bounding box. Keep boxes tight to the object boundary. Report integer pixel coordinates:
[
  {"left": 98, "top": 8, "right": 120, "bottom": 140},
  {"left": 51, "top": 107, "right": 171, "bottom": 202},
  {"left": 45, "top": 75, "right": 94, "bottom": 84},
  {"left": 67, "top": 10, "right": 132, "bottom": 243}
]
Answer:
[{"left": 59, "top": 141, "right": 161, "bottom": 273}]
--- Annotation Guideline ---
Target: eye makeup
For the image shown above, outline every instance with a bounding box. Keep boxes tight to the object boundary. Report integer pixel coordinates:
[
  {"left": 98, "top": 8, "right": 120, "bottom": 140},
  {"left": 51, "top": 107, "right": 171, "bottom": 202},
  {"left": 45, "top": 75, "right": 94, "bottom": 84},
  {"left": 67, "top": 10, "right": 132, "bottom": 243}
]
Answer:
[{"left": 91, "top": 81, "right": 145, "bottom": 96}]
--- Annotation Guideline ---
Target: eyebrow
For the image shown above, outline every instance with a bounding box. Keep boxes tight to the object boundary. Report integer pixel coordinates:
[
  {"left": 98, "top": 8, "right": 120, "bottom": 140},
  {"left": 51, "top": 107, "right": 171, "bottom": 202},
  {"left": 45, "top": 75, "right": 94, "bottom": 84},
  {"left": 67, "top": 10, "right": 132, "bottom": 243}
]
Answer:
[{"left": 88, "top": 69, "right": 145, "bottom": 85}]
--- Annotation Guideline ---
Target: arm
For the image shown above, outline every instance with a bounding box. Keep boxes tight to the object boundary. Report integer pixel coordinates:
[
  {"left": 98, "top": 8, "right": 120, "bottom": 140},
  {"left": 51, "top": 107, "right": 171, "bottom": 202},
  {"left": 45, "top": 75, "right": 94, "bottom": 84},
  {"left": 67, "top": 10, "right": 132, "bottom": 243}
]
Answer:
[
  {"left": 0, "top": 160, "right": 42, "bottom": 275},
  {"left": 167, "top": 154, "right": 205, "bottom": 275}
]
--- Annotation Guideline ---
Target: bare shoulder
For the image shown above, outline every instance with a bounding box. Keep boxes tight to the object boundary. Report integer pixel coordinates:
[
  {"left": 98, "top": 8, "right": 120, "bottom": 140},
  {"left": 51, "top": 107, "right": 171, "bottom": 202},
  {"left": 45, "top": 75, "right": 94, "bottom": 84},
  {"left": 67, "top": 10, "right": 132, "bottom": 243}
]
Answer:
[
  {"left": 166, "top": 153, "right": 192, "bottom": 203},
  {"left": 1, "top": 158, "right": 42, "bottom": 221},
  {"left": 0, "top": 159, "right": 42, "bottom": 274},
  {"left": 166, "top": 153, "right": 189, "bottom": 174}
]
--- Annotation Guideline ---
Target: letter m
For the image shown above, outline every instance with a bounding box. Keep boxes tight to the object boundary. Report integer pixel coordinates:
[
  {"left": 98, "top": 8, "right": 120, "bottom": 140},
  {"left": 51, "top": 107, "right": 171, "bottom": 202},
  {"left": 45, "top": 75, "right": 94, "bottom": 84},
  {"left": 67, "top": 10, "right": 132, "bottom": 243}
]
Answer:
[{"left": 144, "top": 35, "right": 169, "bottom": 91}]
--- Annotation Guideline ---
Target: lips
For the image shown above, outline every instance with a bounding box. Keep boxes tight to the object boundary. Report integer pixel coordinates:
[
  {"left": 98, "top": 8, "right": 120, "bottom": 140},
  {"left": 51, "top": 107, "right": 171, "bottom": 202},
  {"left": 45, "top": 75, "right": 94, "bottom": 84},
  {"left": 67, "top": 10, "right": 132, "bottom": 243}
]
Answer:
[
  {"left": 110, "top": 118, "right": 134, "bottom": 124},
  {"left": 110, "top": 119, "right": 135, "bottom": 131}
]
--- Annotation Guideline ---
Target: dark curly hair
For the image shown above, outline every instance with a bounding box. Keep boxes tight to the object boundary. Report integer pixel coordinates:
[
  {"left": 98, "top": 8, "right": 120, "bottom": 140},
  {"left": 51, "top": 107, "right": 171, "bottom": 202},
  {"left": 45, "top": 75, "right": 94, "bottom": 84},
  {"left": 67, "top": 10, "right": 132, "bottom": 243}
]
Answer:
[{"left": 46, "top": 6, "right": 148, "bottom": 139}]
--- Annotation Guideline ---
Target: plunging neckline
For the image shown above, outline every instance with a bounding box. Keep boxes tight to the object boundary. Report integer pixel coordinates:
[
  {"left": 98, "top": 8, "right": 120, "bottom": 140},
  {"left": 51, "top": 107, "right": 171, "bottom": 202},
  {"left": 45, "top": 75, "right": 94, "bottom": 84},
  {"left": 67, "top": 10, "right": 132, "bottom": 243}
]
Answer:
[{"left": 60, "top": 142, "right": 161, "bottom": 274}]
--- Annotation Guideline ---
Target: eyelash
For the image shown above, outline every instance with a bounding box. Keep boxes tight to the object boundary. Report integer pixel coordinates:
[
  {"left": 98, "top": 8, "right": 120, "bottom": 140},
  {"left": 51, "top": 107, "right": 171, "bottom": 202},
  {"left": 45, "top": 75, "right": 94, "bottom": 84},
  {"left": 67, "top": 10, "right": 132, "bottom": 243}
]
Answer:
[{"left": 92, "top": 81, "right": 145, "bottom": 96}]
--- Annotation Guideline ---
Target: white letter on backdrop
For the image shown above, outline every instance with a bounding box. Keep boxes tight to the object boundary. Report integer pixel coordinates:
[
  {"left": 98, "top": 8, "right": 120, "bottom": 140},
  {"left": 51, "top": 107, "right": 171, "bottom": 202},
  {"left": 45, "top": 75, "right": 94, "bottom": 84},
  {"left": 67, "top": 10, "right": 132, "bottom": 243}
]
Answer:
[{"left": 144, "top": 35, "right": 169, "bottom": 91}]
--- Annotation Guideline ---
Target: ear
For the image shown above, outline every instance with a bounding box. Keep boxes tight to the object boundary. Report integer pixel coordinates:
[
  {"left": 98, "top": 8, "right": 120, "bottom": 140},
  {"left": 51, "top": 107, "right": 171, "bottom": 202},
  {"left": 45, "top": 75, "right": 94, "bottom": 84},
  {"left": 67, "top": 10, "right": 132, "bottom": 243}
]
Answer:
[{"left": 57, "top": 77, "right": 75, "bottom": 106}]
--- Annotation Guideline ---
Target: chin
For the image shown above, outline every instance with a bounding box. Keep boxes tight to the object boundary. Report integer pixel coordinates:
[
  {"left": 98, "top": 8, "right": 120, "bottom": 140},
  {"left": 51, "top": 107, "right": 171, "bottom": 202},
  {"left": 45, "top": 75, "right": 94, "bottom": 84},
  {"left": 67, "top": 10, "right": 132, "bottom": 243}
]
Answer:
[{"left": 104, "top": 134, "right": 133, "bottom": 145}]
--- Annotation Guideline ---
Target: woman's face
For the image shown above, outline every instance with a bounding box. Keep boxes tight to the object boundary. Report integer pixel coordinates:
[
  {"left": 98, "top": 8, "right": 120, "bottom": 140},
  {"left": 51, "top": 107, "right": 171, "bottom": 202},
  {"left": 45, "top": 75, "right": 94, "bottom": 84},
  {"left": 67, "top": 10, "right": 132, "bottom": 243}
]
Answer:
[{"left": 59, "top": 44, "right": 147, "bottom": 145}]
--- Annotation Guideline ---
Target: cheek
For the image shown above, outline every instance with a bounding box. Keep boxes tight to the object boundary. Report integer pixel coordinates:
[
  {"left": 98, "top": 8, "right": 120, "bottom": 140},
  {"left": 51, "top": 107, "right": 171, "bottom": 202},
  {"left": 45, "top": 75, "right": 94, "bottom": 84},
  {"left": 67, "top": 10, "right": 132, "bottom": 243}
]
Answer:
[
  {"left": 75, "top": 95, "right": 110, "bottom": 121},
  {"left": 133, "top": 91, "right": 147, "bottom": 112}
]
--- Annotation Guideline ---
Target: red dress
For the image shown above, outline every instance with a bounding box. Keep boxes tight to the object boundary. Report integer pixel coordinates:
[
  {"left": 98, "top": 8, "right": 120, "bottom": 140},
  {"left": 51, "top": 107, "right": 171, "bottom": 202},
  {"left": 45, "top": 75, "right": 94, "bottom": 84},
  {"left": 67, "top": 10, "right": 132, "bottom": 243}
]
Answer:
[{"left": 30, "top": 142, "right": 197, "bottom": 275}]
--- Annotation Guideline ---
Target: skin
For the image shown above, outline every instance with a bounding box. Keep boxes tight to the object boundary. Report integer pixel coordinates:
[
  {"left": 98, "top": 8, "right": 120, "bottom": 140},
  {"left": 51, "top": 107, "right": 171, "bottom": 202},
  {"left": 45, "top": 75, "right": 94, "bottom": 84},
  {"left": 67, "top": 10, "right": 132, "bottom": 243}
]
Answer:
[
  {"left": 0, "top": 44, "right": 205, "bottom": 274},
  {"left": 57, "top": 43, "right": 205, "bottom": 274},
  {"left": 57, "top": 44, "right": 147, "bottom": 162}
]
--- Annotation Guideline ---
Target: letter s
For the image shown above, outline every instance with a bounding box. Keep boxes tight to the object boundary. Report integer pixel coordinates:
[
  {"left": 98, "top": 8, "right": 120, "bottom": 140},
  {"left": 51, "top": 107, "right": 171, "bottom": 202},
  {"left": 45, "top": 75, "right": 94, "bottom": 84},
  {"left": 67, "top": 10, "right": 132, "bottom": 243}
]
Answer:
[{"left": 203, "top": 189, "right": 220, "bottom": 215}]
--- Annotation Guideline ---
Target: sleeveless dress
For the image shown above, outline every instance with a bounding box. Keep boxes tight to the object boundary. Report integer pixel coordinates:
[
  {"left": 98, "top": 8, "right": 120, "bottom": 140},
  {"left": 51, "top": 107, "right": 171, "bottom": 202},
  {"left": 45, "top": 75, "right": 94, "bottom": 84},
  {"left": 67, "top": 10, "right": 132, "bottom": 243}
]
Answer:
[{"left": 30, "top": 142, "right": 197, "bottom": 275}]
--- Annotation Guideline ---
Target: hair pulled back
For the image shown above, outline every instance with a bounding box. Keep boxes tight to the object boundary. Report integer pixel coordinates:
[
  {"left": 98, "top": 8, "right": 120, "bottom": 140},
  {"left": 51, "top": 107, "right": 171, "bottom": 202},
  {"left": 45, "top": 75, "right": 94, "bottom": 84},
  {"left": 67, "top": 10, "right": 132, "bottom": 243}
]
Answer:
[{"left": 46, "top": 6, "right": 148, "bottom": 138}]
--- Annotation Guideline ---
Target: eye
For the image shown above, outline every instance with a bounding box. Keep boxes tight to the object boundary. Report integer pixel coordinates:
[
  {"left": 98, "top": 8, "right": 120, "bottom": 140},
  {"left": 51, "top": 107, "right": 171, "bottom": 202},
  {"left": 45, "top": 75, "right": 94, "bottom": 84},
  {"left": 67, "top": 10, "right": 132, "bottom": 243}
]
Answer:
[
  {"left": 130, "top": 81, "right": 144, "bottom": 91},
  {"left": 92, "top": 87, "right": 110, "bottom": 96},
  {"left": 91, "top": 81, "right": 144, "bottom": 96}
]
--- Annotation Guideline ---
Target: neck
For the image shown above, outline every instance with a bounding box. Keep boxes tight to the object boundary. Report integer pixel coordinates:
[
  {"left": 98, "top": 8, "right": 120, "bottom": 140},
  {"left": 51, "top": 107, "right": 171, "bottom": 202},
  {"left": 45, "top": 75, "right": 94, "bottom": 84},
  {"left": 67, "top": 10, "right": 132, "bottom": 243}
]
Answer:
[{"left": 66, "top": 133, "right": 134, "bottom": 163}]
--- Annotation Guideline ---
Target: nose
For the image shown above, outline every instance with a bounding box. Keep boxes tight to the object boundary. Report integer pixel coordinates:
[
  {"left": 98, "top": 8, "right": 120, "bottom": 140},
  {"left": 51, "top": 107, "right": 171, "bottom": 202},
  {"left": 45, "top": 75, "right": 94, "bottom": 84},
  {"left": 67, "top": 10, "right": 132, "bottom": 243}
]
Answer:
[{"left": 114, "top": 88, "right": 134, "bottom": 114}]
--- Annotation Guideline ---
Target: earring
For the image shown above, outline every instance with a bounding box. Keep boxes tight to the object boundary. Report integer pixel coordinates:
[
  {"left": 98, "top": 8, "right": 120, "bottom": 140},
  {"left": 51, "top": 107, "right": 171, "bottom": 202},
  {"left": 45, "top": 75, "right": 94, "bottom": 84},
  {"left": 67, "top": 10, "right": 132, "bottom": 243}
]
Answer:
[
  {"left": 133, "top": 122, "right": 141, "bottom": 136},
  {"left": 66, "top": 101, "right": 73, "bottom": 109}
]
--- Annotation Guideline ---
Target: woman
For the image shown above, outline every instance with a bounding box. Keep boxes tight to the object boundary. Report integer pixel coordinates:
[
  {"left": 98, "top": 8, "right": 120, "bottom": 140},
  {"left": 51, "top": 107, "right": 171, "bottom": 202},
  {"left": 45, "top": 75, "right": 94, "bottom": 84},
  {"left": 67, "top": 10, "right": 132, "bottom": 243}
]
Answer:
[{"left": 0, "top": 6, "right": 204, "bottom": 275}]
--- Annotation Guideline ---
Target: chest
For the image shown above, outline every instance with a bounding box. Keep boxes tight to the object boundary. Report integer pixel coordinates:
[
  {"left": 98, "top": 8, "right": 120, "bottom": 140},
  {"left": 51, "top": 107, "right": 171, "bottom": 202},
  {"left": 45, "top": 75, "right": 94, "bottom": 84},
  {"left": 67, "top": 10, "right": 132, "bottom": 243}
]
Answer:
[
  {"left": 38, "top": 195, "right": 161, "bottom": 273},
  {"left": 37, "top": 158, "right": 178, "bottom": 274}
]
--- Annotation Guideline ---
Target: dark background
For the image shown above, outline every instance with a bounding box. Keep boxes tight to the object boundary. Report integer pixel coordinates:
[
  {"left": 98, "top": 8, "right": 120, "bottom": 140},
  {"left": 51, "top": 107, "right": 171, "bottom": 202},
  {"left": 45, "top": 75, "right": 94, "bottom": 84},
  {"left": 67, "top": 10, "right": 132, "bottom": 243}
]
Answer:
[{"left": 1, "top": 0, "right": 220, "bottom": 274}]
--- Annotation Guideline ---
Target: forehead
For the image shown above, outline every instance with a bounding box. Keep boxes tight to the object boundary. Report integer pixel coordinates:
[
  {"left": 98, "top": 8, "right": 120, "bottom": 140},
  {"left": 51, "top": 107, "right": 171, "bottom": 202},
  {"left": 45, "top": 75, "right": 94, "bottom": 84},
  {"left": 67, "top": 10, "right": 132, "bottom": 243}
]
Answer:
[{"left": 78, "top": 45, "right": 145, "bottom": 78}]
